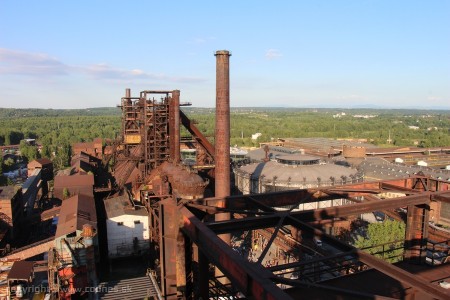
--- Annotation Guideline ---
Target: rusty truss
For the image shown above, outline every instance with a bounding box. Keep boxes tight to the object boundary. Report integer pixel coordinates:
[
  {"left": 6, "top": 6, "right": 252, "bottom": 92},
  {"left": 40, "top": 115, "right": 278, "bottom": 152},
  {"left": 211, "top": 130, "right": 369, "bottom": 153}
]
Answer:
[
  {"left": 155, "top": 176, "right": 450, "bottom": 299},
  {"left": 112, "top": 89, "right": 214, "bottom": 191}
]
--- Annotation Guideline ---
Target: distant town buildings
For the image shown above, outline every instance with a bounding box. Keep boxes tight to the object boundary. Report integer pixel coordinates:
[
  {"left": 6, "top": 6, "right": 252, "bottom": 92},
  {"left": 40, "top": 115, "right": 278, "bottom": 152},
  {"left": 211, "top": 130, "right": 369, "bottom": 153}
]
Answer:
[{"left": 251, "top": 132, "right": 262, "bottom": 140}]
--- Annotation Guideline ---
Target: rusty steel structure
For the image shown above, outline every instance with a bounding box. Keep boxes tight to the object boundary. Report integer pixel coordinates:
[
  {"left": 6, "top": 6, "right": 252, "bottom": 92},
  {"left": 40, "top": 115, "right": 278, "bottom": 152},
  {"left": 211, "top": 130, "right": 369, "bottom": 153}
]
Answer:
[
  {"left": 163, "top": 176, "right": 450, "bottom": 299},
  {"left": 113, "top": 89, "right": 213, "bottom": 190},
  {"left": 107, "top": 50, "right": 450, "bottom": 299}
]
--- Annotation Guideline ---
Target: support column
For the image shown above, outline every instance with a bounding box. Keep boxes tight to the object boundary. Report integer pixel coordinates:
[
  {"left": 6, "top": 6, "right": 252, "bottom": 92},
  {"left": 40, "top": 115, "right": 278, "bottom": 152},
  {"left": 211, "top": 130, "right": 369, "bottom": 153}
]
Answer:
[
  {"left": 176, "top": 231, "right": 186, "bottom": 297},
  {"left": 169, "top": 90, "right": 181, "bottom": 163},
  {"left": 404, "top": 204, "right": 429, "bottom": 263},
  {"left": 159, "top": 198, "right": 179, "bottom": 298},
  {"left": 198, "top": 249, "right": 210, "bottom": 300}
]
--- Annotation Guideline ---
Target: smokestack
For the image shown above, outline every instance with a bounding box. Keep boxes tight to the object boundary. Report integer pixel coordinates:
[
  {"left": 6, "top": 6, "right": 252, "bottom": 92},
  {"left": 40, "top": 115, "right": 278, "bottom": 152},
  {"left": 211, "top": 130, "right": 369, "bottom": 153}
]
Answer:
[
  {"left": 214, "top": 50, "right": 231, "bottom": 198},
  {"left": 214, "top": 50, "right": 231, "bottom": 286}
]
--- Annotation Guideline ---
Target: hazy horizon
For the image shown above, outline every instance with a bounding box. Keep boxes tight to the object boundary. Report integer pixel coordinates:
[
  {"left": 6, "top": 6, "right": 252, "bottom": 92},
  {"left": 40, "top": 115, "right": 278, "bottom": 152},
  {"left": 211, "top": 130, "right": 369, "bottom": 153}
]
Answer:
[{"left": 1, "top": 1, "right": 449, "bottom": 109}]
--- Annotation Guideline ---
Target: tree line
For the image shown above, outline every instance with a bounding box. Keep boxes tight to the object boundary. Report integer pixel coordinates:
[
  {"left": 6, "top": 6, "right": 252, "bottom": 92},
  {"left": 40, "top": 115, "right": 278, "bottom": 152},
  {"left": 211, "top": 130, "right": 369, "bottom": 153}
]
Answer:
[
  {"left": 1, "top": 107, "right": 450, "bottom": 176},
  {"left": 183, "top": 108, "right": 450, "bottom": 148}
]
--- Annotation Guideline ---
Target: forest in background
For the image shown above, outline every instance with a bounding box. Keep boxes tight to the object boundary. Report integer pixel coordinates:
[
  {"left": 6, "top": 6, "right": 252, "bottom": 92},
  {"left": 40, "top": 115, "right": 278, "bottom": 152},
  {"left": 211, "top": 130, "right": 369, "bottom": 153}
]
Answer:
[{"left": 1, "top": 107, "right": 450, "bottom": 174}]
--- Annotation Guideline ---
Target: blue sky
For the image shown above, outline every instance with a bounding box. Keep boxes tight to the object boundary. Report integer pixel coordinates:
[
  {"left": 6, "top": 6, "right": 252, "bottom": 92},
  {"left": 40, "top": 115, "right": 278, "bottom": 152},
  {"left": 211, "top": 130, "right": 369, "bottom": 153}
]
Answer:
[{"left": 0, "top": 1, "right": 449, "bottom": 109}]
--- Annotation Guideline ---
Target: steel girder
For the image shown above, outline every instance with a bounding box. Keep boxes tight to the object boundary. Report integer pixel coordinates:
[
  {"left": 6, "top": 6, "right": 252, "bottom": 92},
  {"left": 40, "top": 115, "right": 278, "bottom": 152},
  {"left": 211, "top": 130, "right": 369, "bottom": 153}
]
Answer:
[
  {"left": 204, "top": 193, "right": 431, "bottom": 234},
  {"left": 180, "top": 206, "right": 291, "bottom": 300},
  {"left": 179, "top": 110, "right": 215, "bottom": 158},
  {"left": 182, "top": 180, "right": 448, "bottom": 299}
]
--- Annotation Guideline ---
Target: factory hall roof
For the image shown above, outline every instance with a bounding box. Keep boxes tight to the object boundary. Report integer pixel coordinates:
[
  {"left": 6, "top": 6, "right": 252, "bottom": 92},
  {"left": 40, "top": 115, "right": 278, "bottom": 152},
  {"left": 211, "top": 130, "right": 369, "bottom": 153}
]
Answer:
[
  {"left": 238, "top": 160, "right": 358, "bottom": 183},
  {"left": 283, "top": 137, "right": 375, "bottom": 150},
  {"left": 55, "top": 194, "right": 97, "bottom": 238},
  {"left": 104, "top": 194, "right": 148, "bottom": 219},
  {"left": 54, "top": 173, "right": 94, "bottom": 188},
  {"left": 246, "top": 146, "right": 301, "bottom": 162},
  {"left": 28, "top": 158, "right": 52, "bottom": 166},
  {"left": 7, "top": 261, "right": 34, "bottom": 280}
]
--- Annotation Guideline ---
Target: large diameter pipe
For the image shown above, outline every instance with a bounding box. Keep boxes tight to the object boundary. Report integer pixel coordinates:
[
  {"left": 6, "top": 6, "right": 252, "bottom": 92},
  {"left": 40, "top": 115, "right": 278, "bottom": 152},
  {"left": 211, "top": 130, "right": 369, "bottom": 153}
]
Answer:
[
  {"left": 214, "top": 50, "right": 231, "bottom": 199},
  {"left": 170, "top": 90, "right": 181, "bottom": 163},
  {"left": 122, "top": 88, "right": 131, "bottom": 142}
]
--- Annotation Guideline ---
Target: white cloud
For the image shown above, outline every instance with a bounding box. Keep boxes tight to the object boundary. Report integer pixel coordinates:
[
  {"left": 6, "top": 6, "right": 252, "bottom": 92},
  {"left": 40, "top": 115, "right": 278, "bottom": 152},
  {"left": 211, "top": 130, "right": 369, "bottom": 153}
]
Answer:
[
  {"left": 79, "top": 63, "right": 161, "bottom": 80},
  {"left": 427, "top": 96, "right": 443, "bottom": 101},
  {"left": 0, "top": 48, "right": 68, "bottom": 75},
  {"left": 0, "top": 48, "right": 206, "bottom": 84},
  {"left": 265, "top": 49, "right": 282, "bottom": 60}
]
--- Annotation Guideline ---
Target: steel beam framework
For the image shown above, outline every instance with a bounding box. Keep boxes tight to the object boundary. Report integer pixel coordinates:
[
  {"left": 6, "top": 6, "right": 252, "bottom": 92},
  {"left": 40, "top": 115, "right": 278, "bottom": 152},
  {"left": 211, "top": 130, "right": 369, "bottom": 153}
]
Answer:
[{"left": 173, "top": 177, "right": 450, "bottom": 299}]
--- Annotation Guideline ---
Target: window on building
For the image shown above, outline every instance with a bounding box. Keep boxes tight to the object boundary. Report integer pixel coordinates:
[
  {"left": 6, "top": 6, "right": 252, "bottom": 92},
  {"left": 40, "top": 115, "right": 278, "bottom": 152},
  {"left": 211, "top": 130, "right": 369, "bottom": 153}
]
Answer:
[
  {"left": 134, "top": 220, "right": 141, "bottom": 224},
  {"left": 117, "top": 222, "right": 124, "bottom": 226}
]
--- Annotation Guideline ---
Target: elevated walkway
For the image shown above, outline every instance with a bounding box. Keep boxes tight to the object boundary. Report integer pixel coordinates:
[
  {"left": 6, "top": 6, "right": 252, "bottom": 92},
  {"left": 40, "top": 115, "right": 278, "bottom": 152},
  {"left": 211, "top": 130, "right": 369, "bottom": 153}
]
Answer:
[
  {"left": 96, "top": 275, "right": 160, "bottom": 299},
  {"left": 2, "top": 237, "right": 54, "bottom": 261}
]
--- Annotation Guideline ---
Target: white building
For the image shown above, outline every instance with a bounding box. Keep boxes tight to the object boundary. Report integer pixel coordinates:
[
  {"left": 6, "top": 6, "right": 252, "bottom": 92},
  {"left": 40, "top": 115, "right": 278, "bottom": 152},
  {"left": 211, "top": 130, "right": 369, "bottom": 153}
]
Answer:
[
  {"left": 417, "top": 160, "right": 428, "bottom": 167},
  {"left": 104, "top": 194, "right": 149, "bottom": 258},
  {"left": 252, "top": 133, "right": 262, "bottom": 140}
]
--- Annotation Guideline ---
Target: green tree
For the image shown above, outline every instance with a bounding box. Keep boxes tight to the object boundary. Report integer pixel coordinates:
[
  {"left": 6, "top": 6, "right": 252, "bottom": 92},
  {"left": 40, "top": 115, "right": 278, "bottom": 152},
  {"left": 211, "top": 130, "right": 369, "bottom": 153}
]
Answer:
[
  {"left": 41, "top": 144, "right": 52, "bottom": 159},
  {"left": 62, "top": 188, "right": 70, "bottom": 199},
  {"left": 19, "top": 140, "right": 40, "bottom": 162},
  {"left": 53, "top": 142, "right": 72, "bottom": 171},
  {"left": 0, "top": 155, "right": 5, "bottom": 186},
  {"left": 4, "top": 157, "right": 15, "bottom": 169},
  {"left": 5, "top": 131, "right": 24, "bottom": 145},
  {"left": 353, "top": 220, "right": 405, "bottom": 263}
]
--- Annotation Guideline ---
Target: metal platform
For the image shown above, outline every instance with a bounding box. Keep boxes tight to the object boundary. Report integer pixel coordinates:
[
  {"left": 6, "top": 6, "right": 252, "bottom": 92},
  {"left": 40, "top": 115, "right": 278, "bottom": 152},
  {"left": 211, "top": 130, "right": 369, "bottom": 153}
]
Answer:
[{"left": 96, "top": 275, "right": 160, "bottom": 300}]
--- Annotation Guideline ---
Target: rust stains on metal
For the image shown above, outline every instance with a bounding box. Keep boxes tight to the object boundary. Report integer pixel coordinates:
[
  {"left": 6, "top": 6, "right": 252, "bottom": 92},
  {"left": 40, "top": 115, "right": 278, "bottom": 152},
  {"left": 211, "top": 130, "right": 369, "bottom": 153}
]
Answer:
[
  {"left": 55, "top": 194, "right": 97, "bottom": 238},
  {"left": 145, "top": 161, "right": 208, "bottom": 200},
  {"left": 185, "top": 176, "right": 450, "bottom": 299},
  {"left": 179, "top": 110, "right": 215, "bottom": 163},
  {"left": 7, "top": 261, "right": 34, "bottom": 280},
  {"left": 169, "top": 90, "right": 181, "bottom": 163}
]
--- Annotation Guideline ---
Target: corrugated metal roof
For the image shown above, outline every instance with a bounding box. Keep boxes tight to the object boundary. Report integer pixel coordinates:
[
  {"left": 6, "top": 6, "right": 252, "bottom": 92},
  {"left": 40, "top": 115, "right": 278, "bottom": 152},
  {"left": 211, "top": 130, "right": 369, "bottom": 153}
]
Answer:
[
  {"left": 73, "top": 142, "right": 95, "bottom": 150},
  {"left": 54, "top": 174, "right": 94, "bottom": 189},
  {"left": 55, "top": 194, "right": 97, "bottom": 238},
  {"left": 71, "top": 152, "right": 91, "bottom": 163},
  {"left": 27, "top": 158, "right": 52, "bottom": 169},
  {"left": 34, "top": 158, "right": 52, "bottom": 165},
  {"left": 238, "top": 160, "right": 358, "bottom": 183},
  {"left": 284, "top": 137, "right": 375, "bottom": 150},
  {"left": 104, "top": 195, "right": 148, "bottom": 219},
  {"left": 7, "top": 261, "right": 34, "bottom": 280}
]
